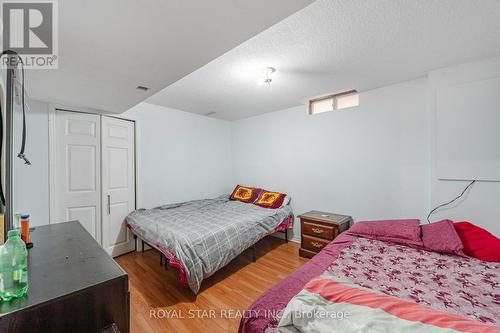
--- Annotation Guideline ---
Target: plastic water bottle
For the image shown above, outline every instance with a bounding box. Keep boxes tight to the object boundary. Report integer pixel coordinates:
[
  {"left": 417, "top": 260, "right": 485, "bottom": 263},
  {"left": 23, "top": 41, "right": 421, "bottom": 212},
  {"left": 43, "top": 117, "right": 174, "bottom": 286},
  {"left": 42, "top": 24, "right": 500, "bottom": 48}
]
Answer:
[{"left": 0, "top": 230, "right": 29, "bottom": 301}]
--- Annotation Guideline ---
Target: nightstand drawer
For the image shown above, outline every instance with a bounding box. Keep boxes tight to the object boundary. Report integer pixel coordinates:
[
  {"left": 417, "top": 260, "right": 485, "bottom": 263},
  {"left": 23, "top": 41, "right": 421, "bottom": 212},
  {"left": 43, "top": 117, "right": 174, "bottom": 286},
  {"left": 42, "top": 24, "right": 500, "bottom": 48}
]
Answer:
[
  {"left": 302, "top": 221, "right": 334, "bottom": 240},
  {"left": 302, "top": 234, "right": 329, "bottom": 252}
]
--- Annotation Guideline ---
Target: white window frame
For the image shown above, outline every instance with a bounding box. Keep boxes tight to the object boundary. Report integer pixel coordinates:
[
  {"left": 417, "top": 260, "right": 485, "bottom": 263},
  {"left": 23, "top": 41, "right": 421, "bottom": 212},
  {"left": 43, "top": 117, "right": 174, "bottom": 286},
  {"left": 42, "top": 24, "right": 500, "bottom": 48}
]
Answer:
[{"left": 309, "top": 90, "right": 359, "bottom": 115}]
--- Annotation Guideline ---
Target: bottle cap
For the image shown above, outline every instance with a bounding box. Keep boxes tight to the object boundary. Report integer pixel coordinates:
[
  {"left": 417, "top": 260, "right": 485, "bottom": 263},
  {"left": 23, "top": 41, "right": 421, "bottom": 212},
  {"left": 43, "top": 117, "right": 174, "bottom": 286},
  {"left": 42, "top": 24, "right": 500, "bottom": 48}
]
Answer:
[
  {"left": 7, "top": 229, "right": 20, "bottom": 238},
  {"left": 20, "top": 214, "right": 30, "bottom": 219}
]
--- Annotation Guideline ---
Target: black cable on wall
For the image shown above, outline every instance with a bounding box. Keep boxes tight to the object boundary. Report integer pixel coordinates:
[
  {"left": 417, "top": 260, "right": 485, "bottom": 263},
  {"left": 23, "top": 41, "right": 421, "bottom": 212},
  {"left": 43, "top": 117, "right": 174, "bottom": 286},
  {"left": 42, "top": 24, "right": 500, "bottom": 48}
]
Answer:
[{"left": 426, "top": 180, "right": 476, "bottom": 223}]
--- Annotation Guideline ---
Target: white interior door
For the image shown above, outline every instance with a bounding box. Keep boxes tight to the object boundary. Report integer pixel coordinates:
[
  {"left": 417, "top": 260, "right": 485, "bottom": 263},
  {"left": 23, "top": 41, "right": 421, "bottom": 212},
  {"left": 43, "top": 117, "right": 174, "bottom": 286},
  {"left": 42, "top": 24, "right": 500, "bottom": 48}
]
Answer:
[
  {"left": 54, "top": 110, "right": 101, "bottom": 241},
  {"left": 101, "top": 116, "right": 136, "bottom": 257}
]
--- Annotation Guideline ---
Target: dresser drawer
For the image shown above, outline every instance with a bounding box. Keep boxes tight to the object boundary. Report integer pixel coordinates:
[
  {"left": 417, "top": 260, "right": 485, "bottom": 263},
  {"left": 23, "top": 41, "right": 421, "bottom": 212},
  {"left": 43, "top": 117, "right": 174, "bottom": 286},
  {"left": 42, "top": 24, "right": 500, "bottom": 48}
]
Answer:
[
  {"left": 302, "top": 234, "right": 330, "bottom": 252},
  {"left": 302, "top": 221, "right": 335, "bottom": 240}
]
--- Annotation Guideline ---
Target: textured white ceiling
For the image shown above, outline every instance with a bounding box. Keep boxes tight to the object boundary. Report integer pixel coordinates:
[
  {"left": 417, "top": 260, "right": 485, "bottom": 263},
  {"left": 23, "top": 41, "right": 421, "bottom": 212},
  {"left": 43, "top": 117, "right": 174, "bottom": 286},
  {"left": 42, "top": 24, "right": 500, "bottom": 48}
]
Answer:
[
  {"left": 147, "top": 0, "right": 500, "bottom": 120},
  {"left": 23, "top": 0, "right": 313, "bottom": 113}
]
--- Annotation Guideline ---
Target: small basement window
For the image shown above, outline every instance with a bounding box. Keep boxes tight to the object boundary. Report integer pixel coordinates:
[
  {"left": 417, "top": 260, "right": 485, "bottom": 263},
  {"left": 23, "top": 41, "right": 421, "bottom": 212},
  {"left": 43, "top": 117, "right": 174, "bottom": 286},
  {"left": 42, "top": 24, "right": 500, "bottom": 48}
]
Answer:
[{"left": 309, "top": 90, "right": 359, "bottom": 115}]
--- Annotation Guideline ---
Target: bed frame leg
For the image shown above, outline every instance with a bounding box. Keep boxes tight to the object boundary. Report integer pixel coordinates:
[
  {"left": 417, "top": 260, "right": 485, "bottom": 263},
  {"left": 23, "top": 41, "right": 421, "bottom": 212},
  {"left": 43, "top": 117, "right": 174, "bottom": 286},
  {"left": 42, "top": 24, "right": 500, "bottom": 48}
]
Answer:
[
  {"left": 141, "top": 240, "right": 145, "bottom": 252},
  {"left": 158, "top": 252, "right": 168, "bottom": 269},
  {"left": 285, "top": 229, "right": 288, "bottom": 243},
  {"left": 134, "top": 235, "right": 137, "bottom": 252},
  {"left": 252, "top": 245, "right": 256, "bottom": 263}
]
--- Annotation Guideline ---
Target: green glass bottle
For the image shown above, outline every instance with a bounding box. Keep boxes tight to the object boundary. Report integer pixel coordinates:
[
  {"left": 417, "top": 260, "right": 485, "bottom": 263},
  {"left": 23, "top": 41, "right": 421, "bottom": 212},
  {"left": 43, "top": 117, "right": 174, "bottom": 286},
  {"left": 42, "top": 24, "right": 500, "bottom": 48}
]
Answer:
[{"left": 0, "top": 230, "right": 29, "bottom": 301}]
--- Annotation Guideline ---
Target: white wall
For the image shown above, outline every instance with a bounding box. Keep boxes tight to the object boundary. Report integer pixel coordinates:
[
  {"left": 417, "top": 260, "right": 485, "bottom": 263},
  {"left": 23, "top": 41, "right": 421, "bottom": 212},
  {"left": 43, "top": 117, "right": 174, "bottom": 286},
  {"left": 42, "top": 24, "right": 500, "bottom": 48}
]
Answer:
[
  {"left": 231, "top": 57, "right": 500, "bottom": 238},
  {"left": 0, "top": 71, "right": 51, "bottom": 228},
  {"left": 231, "top": 79, "right": 431, "bottom": 241},
  {"left": 428, "top": 56, "right": 500, "bottom": 236},
  {"left": 124, "top": 103, "right": 233, "bottom": 209},
  {"left": 13, "top": 100, "right": 50, "bottom": 227}
]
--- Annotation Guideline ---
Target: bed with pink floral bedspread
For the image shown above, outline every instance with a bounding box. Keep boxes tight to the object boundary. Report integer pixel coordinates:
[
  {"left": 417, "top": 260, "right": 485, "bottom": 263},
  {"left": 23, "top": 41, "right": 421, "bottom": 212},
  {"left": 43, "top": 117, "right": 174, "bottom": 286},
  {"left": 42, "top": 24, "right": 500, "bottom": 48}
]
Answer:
[{"left": 239, "top": 229, "right": 500, "bottom": 333}]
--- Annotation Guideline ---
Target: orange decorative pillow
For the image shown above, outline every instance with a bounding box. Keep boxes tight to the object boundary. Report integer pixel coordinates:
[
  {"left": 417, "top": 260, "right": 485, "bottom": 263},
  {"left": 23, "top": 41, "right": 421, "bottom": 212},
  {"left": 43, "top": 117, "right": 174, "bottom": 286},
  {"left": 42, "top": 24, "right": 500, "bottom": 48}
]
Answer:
[
  {"left": 230, "top": 185, "right": 261, "bottom": 203},
  {"left": 254, "top": 190, "right": 286, "bottom": 209}
]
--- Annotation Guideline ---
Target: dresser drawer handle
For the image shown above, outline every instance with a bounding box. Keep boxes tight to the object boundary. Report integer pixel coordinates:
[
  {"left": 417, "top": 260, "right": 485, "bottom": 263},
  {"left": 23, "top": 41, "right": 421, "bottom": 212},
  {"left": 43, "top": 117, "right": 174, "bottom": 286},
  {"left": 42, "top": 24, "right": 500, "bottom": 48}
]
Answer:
[
  {"left": 311, "top": 241, "right": 324, "bottom": 249},
  {"left": 311, "top": 227, "right": 324, "bottom": 234}
]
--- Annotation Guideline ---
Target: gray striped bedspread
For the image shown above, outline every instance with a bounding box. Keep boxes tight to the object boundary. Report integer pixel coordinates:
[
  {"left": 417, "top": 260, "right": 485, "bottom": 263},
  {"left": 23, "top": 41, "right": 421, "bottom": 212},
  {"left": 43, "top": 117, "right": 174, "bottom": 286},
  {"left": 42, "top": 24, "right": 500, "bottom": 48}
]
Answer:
[{"left": 126, "top": 196, "right": 293, "bottom": 293}]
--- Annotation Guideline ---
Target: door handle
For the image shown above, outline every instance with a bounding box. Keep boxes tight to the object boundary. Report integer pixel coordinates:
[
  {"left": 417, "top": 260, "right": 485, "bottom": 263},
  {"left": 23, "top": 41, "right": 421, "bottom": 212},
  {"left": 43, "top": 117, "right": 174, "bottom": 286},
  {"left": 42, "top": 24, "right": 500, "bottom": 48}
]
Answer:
[{"left": 107, "top": 195, "right": 111, "bottom": 215}]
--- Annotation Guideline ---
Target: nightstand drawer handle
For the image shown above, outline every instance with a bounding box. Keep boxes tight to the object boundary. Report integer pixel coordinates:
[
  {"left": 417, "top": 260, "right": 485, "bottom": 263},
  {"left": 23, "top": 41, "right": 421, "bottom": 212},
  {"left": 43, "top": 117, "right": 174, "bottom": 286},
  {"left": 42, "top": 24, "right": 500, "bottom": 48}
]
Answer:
[
  {"left": 311, "top": 241, "right": 324, "bottom": 249},
  {"left": 311, "top": 227, "right": 324, "bottom": 234}
]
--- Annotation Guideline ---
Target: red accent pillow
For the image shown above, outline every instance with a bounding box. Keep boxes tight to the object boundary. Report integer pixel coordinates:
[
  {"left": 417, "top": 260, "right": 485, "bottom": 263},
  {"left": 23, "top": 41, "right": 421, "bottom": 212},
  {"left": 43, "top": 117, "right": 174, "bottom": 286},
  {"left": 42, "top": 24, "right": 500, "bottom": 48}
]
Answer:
[
  {"left": 453, "top": 222, "right": 500, "bottom": 262},
  {"left": 229, "top": 185, "right": 261, "bottom": 203},
  {"left": 421, "top": 220, "right": 465, "bottom": 256},
  {"left": 348, "top": 219, "right": 423, "bottom": 246},
  {"left": 254, "top": 190, "right": 286, "bottom": 209}
]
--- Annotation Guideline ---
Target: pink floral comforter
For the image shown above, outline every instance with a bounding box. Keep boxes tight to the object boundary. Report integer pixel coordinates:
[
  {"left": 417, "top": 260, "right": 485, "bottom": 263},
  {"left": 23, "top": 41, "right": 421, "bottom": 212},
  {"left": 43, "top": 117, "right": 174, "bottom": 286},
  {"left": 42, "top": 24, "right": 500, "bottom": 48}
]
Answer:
[
  {"left": 323, "top": 237, "right": 499, "bottom": 325},
  {"left": 242, "top": 234, "right": 500, "bottom": 333}
]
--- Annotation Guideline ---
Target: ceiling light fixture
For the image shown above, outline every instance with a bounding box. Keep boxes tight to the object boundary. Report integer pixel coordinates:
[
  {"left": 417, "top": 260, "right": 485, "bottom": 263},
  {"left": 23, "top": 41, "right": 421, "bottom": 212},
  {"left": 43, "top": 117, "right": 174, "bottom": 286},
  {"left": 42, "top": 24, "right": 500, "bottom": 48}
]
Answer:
[{"left": 260, "top": 67, "right": 276, "bottom": 87}]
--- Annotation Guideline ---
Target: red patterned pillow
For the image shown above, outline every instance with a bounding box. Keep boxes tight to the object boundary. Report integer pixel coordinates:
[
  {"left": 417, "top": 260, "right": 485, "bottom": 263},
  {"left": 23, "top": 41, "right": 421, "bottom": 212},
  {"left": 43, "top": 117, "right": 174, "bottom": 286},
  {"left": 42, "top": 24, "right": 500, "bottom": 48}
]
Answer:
[
  {"left": 254, "top": 190, "right": 286, "bottom": 209},
  {"left": 421, "top": 220, "right": 465, "bottom": 256},
  {"left": 453, "top": 221, "right": 500, "bottom": 262},
  {"left": 229, "top": 185, "right": 261, "bottom": 203},
  {"left": 348, "top": 219, "right": 423, "bottom": 246}
]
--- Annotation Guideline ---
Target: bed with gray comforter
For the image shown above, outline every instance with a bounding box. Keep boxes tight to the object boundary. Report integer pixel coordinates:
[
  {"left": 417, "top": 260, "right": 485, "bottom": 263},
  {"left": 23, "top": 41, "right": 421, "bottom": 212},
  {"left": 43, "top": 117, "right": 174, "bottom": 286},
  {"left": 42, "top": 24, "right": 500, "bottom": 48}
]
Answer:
[{"left": 126, "top": 195, "right": 293, "bottom": 293}]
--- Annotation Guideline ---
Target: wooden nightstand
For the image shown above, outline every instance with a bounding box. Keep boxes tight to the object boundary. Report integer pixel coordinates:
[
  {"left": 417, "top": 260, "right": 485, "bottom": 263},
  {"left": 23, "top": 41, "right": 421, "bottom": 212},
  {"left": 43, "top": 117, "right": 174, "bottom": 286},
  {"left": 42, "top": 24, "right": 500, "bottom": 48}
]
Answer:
[{"left": 298, "top": 211, "right": 352, "bottom": 258}]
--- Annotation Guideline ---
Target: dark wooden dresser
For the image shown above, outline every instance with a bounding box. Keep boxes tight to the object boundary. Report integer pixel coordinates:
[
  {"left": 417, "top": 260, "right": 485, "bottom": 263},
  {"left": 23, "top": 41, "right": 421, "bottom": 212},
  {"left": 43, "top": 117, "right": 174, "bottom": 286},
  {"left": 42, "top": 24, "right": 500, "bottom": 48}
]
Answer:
[
  {"left": 0, "top": 221, "right": 129, "bottom": 333},
  {"left": 299, "top": 211, "right": 352, "bottom": 258}
]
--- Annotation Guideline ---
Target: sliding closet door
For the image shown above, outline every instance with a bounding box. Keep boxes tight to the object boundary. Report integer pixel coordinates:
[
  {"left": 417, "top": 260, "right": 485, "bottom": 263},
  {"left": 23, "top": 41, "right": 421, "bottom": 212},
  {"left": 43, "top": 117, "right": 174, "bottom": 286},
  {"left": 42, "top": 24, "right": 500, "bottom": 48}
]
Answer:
[
  {"left": 53, "top": 110, "right": 101, "bottom": 241},
  {"left": 101, "top": 116, "right": 136, "bottom": 257}
]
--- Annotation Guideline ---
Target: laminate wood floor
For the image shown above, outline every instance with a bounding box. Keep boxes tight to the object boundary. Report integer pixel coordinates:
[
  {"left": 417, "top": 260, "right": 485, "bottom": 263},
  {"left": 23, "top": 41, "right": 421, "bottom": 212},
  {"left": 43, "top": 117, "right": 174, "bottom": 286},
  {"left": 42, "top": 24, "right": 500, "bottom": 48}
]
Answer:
[{"left": 115, "top": 236, "right": 308, "bottom": 333}]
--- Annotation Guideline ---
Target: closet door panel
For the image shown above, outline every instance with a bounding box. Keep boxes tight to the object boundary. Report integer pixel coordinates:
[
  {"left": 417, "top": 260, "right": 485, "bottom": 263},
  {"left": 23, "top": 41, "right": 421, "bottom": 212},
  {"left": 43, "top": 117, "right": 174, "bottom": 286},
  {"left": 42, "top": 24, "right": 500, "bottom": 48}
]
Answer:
[
  {"left": 101, "top": 116, "right": 136, "bottom": 257},
  {"left": 54, "top": 111, "right": 101, "bottom": 242}
]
